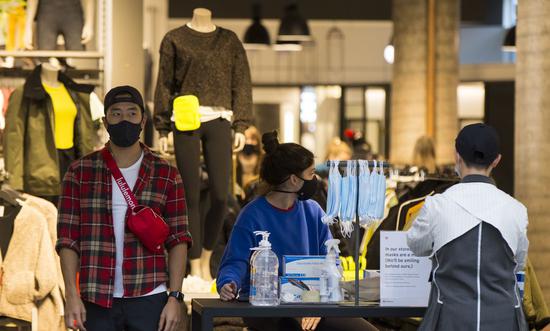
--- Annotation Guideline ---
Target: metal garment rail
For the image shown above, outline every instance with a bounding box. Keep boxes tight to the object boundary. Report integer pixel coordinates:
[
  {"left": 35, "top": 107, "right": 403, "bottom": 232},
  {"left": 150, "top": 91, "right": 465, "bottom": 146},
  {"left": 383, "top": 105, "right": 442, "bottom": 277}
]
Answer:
[{"left": 325, "top": 160, "right": 392, "bottom": 306}]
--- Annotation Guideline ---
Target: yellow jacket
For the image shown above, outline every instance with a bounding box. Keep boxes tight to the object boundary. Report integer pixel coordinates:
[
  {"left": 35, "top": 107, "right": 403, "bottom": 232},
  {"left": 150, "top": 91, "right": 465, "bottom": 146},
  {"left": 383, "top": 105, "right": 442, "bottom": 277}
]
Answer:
[{"left": 0, "top": 203, "right": 65, "bottom": 331}]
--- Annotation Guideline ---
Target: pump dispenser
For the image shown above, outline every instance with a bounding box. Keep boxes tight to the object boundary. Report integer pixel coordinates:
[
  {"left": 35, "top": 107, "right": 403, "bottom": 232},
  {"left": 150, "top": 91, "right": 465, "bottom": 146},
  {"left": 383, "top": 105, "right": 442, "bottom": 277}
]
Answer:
[
  {"left": 320, "top": 239, "right": 343, "bottom": 302},
  {"left": 249, "top": 231, "right": 279, "bottom": 306}
]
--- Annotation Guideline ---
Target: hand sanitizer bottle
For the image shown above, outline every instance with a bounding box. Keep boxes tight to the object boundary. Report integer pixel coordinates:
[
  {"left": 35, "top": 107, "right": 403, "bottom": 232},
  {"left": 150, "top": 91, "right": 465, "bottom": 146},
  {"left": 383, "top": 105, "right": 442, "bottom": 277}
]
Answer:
[
  {"left": 320, "top": 239, "right": 343, "bottom": 303},
  {"left": 249, "top": 231, "right": 279, "bottom": 306}
]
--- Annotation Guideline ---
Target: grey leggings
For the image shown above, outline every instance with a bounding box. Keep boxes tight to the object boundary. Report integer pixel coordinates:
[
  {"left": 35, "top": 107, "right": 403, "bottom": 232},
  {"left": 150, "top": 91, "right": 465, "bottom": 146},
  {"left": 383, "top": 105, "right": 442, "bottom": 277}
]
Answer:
[
  {"left": 36, "top": 0, "right": 84, "bottom": 50},
  {"left": 173, "top": 119, "right": 232, "bottom": 259}
]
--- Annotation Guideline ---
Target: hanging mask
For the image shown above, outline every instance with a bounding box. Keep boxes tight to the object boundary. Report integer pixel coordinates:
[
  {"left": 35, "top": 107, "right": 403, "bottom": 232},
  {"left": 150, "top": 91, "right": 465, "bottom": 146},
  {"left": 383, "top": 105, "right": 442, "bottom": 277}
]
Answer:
[
  {"left": 242, "top": 144, "right": 260, "bottom": 156},
  {"left": 296, "top": 175, "right": 319, "bottom": 201},
  {"left": 107, "top": 121, "right": 142, "bottom": 147}
]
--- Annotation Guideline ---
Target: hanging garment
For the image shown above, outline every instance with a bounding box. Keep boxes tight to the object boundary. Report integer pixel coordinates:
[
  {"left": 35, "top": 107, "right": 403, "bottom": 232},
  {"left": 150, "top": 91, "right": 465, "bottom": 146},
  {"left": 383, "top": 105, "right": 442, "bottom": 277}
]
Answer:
[
  {"left": 3, "top": 65, "right": 96, "bottom": 196},
  {"left": 21, "top": 194, "right": 65, "bottom": 302},
  {"left": 0, "top": 202, "right": 66, "bottom": 331}
]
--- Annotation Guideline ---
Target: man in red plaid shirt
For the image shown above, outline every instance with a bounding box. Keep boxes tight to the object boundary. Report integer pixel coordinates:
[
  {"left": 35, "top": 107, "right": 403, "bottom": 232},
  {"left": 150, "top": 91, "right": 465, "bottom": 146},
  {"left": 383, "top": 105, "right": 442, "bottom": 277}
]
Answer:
[{"left": 56, "top": 86, "right": 192, "bottom": 331}]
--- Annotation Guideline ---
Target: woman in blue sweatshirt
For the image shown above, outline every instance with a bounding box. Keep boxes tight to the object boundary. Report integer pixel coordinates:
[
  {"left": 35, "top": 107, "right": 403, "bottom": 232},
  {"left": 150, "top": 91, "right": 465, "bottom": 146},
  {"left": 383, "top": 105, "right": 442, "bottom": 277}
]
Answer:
[{"left": 217, "top": 131, "right": 377, "bottom": 331}]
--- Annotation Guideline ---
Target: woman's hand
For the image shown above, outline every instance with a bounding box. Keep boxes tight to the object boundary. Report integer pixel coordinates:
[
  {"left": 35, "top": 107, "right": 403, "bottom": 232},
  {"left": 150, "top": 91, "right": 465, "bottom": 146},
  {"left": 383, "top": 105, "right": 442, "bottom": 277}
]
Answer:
[
  {"left": 302, "top": 317, "right": 321, "bottom": 331},
  {"left": 219, "top": 281, "right": 237, "bottom": 301}
]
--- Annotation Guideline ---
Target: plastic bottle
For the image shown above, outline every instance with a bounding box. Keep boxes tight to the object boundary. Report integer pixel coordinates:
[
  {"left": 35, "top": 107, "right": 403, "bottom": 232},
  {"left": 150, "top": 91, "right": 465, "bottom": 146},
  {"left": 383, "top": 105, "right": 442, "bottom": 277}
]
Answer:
[
  {"left": 249, "top": 231, "right": 279, "bottom": 306},
  {"left": 320, "top": 239, "right": 343, "bottom": 303}
]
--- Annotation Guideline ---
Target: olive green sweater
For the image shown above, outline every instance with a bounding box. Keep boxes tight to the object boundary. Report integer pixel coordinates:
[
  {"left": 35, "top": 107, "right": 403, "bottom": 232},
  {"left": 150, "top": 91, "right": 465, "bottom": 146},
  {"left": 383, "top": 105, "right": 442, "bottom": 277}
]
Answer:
[{"left": 154, "top": 25, "right": 252, "bottom": 135}]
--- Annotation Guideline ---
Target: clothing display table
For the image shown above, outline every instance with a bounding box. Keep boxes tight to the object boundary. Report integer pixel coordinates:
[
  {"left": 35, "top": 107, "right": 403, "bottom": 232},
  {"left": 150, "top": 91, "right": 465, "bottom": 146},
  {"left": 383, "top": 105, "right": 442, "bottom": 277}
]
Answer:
[{"left": 191, "top": 298, "right": 426, "bottom": 331}]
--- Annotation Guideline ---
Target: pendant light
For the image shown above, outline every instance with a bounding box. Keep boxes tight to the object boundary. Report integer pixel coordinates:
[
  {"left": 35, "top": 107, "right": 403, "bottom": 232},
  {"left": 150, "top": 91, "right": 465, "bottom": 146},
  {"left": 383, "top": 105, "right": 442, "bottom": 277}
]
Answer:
[
  {"left": 277, "top": 4, "right": 311, "bottom": 42},
  {"left": 502, "top": 25, "right": 516, "bottom": 52},
  {"left": 243, "top": 3, "right": 271, "bottom": 50}
]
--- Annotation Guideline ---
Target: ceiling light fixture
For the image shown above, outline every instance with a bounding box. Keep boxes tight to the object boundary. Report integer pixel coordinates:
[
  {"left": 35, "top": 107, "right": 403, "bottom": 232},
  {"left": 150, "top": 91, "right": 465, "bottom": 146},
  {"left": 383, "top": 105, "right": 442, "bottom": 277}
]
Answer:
[
  {"left": 243, "top": 3, "right": 271, "bottom": 50},
  {"left": 277, "top": 4, "right": 311, "bottom": 42}
]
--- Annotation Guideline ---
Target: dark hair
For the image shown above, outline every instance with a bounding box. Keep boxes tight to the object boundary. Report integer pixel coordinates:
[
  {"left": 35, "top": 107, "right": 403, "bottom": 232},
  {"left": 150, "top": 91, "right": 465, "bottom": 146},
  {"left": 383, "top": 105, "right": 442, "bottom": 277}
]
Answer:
[
  {"left": 463, "top": 158, "right": 492, "bottom": 170},
  {"left": 259, "top": 131, "right": 314, "bottom": 188}
]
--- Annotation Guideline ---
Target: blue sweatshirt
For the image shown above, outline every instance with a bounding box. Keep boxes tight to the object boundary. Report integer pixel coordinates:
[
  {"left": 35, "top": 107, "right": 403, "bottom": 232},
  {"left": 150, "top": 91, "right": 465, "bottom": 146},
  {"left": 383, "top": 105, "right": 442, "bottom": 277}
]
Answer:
[{"left": 216, "top": 196, "right": 332, "bottom": 298}]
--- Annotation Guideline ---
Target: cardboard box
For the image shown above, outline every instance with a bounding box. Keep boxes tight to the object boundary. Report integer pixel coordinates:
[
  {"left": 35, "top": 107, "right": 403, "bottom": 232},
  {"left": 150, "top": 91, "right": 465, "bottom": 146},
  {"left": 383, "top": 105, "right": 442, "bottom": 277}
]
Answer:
[
  {"left": 279, "top": 277, "right": 321, "bottom": 303},
  {"left": 283, "top": 255, "right": 326, "bottom": 277}
]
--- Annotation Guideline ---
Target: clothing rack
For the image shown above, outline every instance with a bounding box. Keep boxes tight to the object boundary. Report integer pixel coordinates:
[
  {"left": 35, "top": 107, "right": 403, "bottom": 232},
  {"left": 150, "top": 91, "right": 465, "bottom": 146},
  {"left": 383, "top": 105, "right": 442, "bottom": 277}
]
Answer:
[{"left": 325, "top": 160, "right": 392, "bottom": 306}]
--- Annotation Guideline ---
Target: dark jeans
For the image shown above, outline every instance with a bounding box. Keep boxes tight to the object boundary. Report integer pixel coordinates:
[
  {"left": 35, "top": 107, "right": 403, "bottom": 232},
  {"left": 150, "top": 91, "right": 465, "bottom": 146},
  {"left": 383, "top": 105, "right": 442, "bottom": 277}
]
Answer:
[
  {"left": 83, "top": 293, "right": 167, "bottom": 331},
  {"left": 173, "top": 119, "right": 232, "bottom": 259},
  {"left": 36, "top": 0, "right": 84, "bottom": 50},
  {"left": 243, "top": 317, "right": 378, "bottom": 331}
]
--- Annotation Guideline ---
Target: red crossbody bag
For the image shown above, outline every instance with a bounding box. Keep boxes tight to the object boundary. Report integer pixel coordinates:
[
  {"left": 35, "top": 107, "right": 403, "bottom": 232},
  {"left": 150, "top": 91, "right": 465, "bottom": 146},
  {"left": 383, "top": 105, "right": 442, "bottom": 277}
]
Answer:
[{"left": 101, "top": 148, "right": 169, "bottom": 253}]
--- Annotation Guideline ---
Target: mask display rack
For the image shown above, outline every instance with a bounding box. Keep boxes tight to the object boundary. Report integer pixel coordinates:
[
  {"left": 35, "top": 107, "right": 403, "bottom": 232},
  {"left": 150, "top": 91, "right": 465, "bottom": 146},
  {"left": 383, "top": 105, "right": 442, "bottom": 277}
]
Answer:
[{"left": 325, "top": 160, "right": 391, "bottom": 306}]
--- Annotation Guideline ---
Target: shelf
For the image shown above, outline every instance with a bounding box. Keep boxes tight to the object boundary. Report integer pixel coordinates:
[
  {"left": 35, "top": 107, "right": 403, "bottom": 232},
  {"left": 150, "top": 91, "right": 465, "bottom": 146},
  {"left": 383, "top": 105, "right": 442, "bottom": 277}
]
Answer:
[{"left": 0, "top": 51, "right": 104, "bottom": 59}]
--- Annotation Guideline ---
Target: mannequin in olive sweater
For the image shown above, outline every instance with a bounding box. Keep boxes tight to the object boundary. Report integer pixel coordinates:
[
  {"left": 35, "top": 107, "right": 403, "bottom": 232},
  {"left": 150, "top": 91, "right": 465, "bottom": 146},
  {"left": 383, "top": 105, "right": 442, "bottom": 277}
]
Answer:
[{"left": 154, "top": 8, "right": 252, "bottom": 280}]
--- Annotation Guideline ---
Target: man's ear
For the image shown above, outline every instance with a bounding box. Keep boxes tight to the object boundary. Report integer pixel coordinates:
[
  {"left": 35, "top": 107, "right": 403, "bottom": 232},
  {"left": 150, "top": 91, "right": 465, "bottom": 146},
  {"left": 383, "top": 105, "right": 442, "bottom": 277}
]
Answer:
[
  {"left": 491, "top": 154, "right": 502, "bottom": 169},
  {"left": 141, "top": 111, "right": 147, "bottom": 128}
]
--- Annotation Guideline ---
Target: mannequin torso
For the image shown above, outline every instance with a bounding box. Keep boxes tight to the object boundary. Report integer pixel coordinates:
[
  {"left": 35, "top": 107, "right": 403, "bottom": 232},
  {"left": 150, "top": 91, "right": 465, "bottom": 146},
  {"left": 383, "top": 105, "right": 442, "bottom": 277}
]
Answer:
[{"left": 158, "top": 8, "right": 246, "bottom": 154}]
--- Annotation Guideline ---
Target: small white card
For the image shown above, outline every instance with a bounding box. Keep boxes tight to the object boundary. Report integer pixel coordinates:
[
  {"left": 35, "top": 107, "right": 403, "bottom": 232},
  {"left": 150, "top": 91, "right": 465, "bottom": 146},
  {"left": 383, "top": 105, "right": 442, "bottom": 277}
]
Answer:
[
  {"left": 380, "top": 231, "right": 431, "bottom": 307},
  {"left": 0, "top": 206, "right": 4, "bottom": 217}
]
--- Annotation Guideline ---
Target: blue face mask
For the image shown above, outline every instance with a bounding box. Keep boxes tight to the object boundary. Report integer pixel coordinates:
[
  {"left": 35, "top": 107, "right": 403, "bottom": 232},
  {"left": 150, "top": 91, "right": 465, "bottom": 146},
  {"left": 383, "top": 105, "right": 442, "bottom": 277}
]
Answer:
[
  {"left": 340, "top": 161, "right": 358, "bottom": 237},
  {"left": 366, "top": 161, "right": 379, "bottom": 220},
  {"left": 375, "top": 161, "right": 387, "bottom": 220},
  {"left": 358, "top": 160, "right": 372, "bottom": 226},
  {"left": 339, "top": 162, "right": 350, "bottom": 224},
  {"left": 322, "top": 161, "right": 342, "bottom": 225}
]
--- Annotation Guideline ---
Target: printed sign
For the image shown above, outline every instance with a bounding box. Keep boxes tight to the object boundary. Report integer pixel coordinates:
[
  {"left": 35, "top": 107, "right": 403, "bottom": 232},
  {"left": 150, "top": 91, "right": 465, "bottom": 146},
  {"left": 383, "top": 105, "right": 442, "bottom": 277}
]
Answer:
[{"left": 380, "top": 231, "right": 431, "bottom": 306}]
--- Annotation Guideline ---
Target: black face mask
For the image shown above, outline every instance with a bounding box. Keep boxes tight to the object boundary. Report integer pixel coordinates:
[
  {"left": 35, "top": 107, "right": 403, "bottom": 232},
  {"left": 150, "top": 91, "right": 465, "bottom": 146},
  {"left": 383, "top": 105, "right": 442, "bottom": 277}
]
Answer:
[
  {"left": 107, "top": 121, "right": 142, "bottom": 147},
  {"left": 274, "top": 175, "right": 319, "bottom": 201},
  {"left": 242, "top": 144, "right": 260, "bottom": 156}
]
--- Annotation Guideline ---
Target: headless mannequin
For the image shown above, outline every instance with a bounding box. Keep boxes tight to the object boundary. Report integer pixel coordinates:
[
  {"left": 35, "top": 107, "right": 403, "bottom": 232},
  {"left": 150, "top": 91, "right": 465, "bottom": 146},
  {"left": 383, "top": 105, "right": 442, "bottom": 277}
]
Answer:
[
  {"left": 158, "top": 8, "right": 245, "bottom": 281},
  {"left": 24, "top": 0, "right": 95, "bottom": 50},
  {"left": 158, "top": 8, "right": 245, "bottom": 156}
]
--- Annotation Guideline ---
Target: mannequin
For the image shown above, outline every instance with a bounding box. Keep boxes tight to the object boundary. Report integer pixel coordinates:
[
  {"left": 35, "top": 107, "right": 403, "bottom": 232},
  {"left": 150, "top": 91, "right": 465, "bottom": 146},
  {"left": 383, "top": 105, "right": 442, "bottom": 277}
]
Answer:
[
  {"left": 4, "top": 63, "right": 96, "bottom": 202},
  {"left": 158, "top": 8, "right": 245, "bottom": 154},
  {"left": 24, "top": 0, "right": 94, "bottom": 50},
  {"left": 155, "top": 7, "right": 251, "bottom": 280}
]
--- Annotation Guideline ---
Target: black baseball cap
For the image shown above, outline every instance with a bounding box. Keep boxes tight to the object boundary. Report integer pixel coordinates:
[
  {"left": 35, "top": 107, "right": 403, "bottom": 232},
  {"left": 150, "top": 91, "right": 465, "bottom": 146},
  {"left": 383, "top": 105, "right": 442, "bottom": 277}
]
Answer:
[
  {"left": 104, "top": 86, "right": 145, "bottom": 113},
  {"left": 455, "top": 123, "right": 500, "bottom": 166}
]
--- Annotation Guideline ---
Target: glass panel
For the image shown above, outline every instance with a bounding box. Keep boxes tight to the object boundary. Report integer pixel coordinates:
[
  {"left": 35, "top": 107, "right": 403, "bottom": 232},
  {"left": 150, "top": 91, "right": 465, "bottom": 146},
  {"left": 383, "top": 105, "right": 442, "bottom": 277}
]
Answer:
[{"left": 345, "top": 88, "right": 364, "bottom": 119}]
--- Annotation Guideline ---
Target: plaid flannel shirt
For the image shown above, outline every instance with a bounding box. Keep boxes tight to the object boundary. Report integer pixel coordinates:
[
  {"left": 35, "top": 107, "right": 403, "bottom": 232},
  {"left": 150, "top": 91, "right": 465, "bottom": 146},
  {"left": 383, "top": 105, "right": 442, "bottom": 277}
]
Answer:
[{"left": 56, "top": 144, "right": 192, "bottom": 308}]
